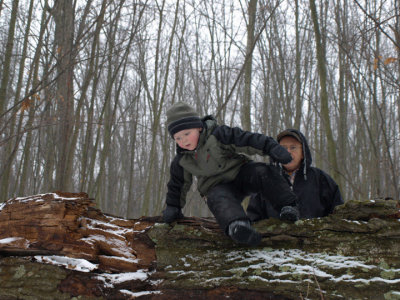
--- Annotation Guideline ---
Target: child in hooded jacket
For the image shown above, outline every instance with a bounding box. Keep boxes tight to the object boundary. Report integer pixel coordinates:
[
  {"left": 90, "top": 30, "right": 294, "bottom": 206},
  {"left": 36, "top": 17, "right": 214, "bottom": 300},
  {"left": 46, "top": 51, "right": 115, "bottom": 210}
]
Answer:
[{"left": 162, "top": 102, "right": 299, "bottom": 246}]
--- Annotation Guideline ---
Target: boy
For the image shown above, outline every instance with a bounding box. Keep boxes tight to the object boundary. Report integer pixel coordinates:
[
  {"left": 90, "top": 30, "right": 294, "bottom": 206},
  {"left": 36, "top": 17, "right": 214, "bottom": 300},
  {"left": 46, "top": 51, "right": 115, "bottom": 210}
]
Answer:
[
  {"left": 162, "top": 102, "right": 299, "bottom": 246},
  {"left": 247, "top": 129, "right": 343, "bottom": 221}
]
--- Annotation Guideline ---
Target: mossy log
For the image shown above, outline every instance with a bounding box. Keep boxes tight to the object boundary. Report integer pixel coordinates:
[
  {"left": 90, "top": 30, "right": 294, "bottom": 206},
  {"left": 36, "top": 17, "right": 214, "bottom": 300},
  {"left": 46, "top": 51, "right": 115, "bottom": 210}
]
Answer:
[{"left": 0, "top": 193, "right": 400, "bottom": 299}]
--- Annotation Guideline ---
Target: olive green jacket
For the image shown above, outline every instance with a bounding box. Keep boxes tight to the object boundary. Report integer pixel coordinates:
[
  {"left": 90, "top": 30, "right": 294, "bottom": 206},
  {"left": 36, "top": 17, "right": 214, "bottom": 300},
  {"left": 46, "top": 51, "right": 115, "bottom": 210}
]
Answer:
[{"left": 165, "top": 116, "right": 280, "bottom": 208}]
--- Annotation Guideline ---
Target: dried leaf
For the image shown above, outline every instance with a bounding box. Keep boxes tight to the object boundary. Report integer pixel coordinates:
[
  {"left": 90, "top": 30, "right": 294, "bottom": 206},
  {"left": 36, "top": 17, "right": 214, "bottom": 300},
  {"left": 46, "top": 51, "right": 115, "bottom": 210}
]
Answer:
[
  {"left": 33, "top": 93, "right": 41, "bottom": 101},
  {"left": 384, "top": 57, "right": 397, "bottom": 65},
  {"left": 20, "top": 99, "right": 31, "bottom": 112}
]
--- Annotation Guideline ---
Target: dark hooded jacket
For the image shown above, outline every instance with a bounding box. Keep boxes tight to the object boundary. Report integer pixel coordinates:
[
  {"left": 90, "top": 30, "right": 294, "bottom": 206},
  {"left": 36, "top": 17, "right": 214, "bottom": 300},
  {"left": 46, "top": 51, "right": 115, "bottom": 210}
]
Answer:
[{"left": 247, "top": 129, "right": 343, "bottom": 221}]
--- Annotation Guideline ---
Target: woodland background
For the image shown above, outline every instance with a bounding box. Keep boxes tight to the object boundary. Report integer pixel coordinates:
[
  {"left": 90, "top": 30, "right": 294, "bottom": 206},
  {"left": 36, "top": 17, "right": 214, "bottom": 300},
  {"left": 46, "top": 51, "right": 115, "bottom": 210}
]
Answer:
[{"left": 0, "top": 0, "right": 398, "bottom": 218}]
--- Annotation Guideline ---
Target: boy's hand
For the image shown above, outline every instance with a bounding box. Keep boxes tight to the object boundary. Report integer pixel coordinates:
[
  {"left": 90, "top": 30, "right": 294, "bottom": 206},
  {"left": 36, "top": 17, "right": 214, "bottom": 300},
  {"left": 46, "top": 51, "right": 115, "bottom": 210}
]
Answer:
[
  {"left": 268, "top": 143, "right": 292, "bottom": 164},
  {"left": 162, "top": 205, "right": 184, "bottom": 223}
]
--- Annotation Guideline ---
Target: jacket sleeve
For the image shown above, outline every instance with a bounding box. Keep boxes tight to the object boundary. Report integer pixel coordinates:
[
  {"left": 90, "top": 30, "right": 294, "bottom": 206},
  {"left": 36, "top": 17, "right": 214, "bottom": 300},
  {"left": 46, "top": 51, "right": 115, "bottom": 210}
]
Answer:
[
  {"left": 319, "top": 171, "right": 344, "bottom": 215},
  {"left": 212, "top": 125, "right": 279, "bottom": 156},
  {"left": 166, "top": 154, "right": 192, "bottom": 208}
]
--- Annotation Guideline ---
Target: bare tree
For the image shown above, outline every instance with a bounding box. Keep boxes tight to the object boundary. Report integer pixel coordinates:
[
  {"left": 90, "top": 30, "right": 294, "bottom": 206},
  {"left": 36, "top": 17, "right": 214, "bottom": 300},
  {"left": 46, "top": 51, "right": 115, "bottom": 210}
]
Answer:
[
  {"left": 241, "top": 0, "right": 257, "bottom": 131},
  {"left": 309, "top": 0, "right": 341, "bottom": 187}
]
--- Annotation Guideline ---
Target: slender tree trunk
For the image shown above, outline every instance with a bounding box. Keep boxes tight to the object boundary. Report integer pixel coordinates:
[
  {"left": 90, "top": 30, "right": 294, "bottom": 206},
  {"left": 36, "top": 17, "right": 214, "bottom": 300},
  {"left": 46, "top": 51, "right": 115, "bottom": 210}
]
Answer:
[
  {"left": 126, "top": 98, "right": 140, "bottom": 218},
  {"left": 142, "top": 0, "right": 180, "bottom": 216},
  {"left": 18, "top": 0, "right": 50, "bottom": 196},
  {"left": 0, "top": 0, "right": 19, "bottom": 118},
  {"left": 309, "top": 0, "right": 340, "bottom": 185},
  {"left": 371, "top": 5, "right": 381, "bottom": 198},
  {"left": 81, "top": 50, "right": 103, "bottom": 193},
  {"left": 396, "top": 0, "right": 400, "bottom": 200},
  {"left": 335, "top": 0, "right": 348, "bottom": 199},
  {"left": 69, "top": 0, "right": 106, "bottom": 193},
  {"left": 294, "top": 0, "right": 302, "bottom": 129},
  {"left": 0, "top": 0, "right": 34, "bottom": 200},
  {"left": 54, "top": 0, "right": 75, "bottom": 191},
  {"left": 241, "top": 0, "right": 257, "bottom": 131}
]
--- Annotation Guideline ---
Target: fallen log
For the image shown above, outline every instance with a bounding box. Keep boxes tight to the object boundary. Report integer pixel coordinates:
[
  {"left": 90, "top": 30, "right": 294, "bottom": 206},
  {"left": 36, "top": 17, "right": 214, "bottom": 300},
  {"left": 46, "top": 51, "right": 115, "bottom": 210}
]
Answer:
[{"left": 0, "top": 192, "right": 399, "bottom": 299}]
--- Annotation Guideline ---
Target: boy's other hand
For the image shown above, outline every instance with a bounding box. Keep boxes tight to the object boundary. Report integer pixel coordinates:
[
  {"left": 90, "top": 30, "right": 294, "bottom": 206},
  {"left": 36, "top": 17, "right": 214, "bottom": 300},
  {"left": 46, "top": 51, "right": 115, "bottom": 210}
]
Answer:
[
  {"left": 268, "top": 143, "right": 292, "bottom": 164},
  {"left": 162, "top": 205, "right": 184, "bottom": 223}
]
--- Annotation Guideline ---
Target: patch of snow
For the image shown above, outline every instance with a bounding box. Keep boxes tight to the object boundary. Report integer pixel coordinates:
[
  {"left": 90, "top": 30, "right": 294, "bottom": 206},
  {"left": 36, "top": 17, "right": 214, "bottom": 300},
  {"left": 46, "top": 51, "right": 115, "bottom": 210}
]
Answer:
[
  {"left": 150, "top": 279, "right": 163, "bottom": 285},
  {"left": 180, "top": 257, "right": 192, "bottom": 267},
  {"left": 337, "top": 277, "right": 400, "bottom": 284},
  {"left": 95, "top": 270, "right": 150, "bottom": 288},
  {"left": 89, "top": 218, "right": 121, "bottom": 228},
  {"left": 50, "top": 193, "right": 81, "bottom": 201},
  {"left": 84, "top": 222, "right": 133, "bottom": 236},
  {"left": 120, "top": 290, "right": 162, "bottom": 297},
  {"left": 175, "top": 248, "right": 400, "bottom": 287},
  {"left": 0, "top": 237, "right": 24, "bottom": 244},
  {"left": 12, "top": 193, "right": 82, "bottom": 204},
  {"left": 13, "top": 195, "right": 45, "bottom": 203},
  {"left": 34, "top": 255, "right": 98, "bottom": 272},
  {"left": 81, "top": 235, "right": 134, "bottom": 258},
  {"left": 103, "top": 255, "right": 139, "bottom": 264},
  {"left": 0, "top": 202, "right": 6, "bottom": 211}
]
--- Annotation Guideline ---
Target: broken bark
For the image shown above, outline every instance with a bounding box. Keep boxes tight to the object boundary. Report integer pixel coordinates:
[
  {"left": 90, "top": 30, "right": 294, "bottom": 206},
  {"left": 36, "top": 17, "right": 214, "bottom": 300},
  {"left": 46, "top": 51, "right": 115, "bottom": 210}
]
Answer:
[{"left": 0, "top": 192, "right": 400, "bottom": 299}]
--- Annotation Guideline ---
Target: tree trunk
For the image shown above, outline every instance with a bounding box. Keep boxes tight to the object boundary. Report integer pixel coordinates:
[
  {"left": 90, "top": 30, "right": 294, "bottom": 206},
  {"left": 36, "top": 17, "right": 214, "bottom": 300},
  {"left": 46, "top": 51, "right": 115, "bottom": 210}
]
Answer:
[
  {"left": 70, "top": 0, "right": 106, "bottom": 193},
  {"left": 1, "top": 192, "right": 400, "bottom": 299},
  {"left": 335, "top": 0, "right": 348, "bottom": 199},
  {"left": 309, "top": 0, "right": 341, "bottom": 185},
  {"left": 241, "top": 0, "right": 257, "bottom": 131},
  {"left": 142, "top": 0, "right": 180, "bottom": 216},
  {"left": 54, "top": 0, "right": 75, "bottom": 191},
  {"left": 17, "top": 0, "right": 49, "bottom": 196},
  {"left": 294, "top": 0, "right": 302, "bottom": 129},
  {"left": 0, "top": 0, "right": 33, "bottom": 200},
  {"left": 0, "top": 0, "right": 19, "bottom": 117}
]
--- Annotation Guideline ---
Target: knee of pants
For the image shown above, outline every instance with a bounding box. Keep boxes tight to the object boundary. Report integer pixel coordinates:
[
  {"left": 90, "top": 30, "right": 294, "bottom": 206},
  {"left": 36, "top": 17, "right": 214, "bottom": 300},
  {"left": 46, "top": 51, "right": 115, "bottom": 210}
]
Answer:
[{"left": 252, "top": 164, "right": 275, "bottom": 180}]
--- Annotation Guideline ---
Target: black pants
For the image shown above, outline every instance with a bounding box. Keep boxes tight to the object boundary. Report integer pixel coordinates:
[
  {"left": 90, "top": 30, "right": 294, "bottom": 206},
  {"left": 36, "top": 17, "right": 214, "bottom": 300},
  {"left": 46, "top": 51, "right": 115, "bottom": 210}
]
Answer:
[{"left": 206, "top": 161, "right": 297, "bottom": 233}]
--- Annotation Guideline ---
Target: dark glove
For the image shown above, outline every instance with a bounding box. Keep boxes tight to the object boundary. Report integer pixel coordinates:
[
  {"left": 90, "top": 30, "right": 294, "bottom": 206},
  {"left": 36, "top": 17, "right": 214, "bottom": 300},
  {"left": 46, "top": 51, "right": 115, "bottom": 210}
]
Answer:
[
  {"left": 268, "top": 143, "right": 292, "bottom": 164},
  {"left": 162, "top": 205, "right": 184, "bottom": 223}
]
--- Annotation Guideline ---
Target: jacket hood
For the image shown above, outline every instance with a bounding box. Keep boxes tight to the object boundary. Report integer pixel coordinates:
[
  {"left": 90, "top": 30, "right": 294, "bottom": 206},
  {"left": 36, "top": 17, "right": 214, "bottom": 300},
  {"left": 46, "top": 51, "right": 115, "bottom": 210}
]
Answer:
[{"left": 275, "top": 128, "right": 312, "bottom": 179}]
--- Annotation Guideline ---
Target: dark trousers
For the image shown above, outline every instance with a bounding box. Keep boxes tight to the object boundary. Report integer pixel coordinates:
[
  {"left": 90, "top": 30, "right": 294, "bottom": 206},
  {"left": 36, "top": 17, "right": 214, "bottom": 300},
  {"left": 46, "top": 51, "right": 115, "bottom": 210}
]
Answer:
[{"left": 206, "top": 161, "right": 297, "bottom": 233}]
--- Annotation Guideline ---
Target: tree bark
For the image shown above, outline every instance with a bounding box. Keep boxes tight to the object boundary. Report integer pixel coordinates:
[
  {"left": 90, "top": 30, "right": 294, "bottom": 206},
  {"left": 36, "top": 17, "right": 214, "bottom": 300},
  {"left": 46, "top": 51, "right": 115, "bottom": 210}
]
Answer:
[
  {"left": 241, "top": 0, "right": 257, "bottom": 131},
  {"left": 294, "top": 0, "right": 302, "bottom": 129},
  {"left": 309, "top": 0, "right": 341, "bottom": 185},
  {"left": 142, "top": 0, "right": 180, "bottom": 216},
  {"left": 54, "top": 0, "right": 76, "bottom": 191},
  {"left": 0, "top": 0, "right": 33, "bottom": 200},
  {"left": 0, "top": 0, "right": 19, "bottom": 117}
]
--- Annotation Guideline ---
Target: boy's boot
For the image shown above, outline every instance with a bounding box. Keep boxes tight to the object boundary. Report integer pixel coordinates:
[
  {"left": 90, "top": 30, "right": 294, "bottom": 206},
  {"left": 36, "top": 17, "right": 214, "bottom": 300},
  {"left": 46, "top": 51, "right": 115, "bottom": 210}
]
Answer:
[
  {"left": 279, "top": 205, "right": 300, "bottom": 222},
  {"left": 228, "top": 220, "right": 261, "bottom": 246}
]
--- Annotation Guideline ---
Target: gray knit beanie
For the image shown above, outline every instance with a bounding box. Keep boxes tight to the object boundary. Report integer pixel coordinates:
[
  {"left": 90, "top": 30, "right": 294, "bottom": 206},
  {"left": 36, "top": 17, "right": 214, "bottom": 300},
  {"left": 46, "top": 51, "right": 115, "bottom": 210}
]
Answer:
[{"left": 166, "top": 102, "right": 203, "bottom": 137}]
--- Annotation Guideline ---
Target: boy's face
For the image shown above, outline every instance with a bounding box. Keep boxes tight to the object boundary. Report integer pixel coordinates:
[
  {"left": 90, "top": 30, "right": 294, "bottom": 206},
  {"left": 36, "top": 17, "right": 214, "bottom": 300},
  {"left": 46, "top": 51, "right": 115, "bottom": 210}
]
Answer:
[
  {"left": 173, "top": 128, "right": 202, "bottom": 151},
  {"left": 279, "top": 136, "right": 303, "bottom": 174}
]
